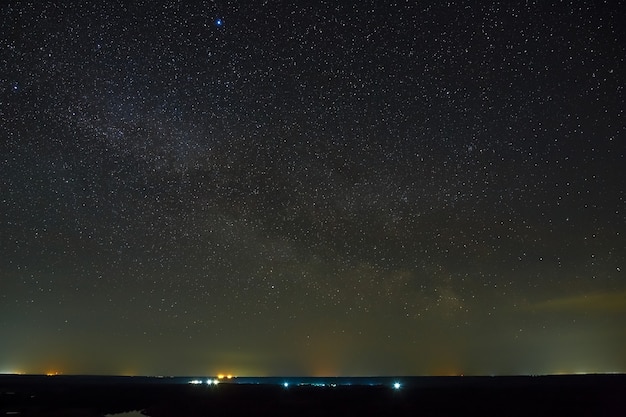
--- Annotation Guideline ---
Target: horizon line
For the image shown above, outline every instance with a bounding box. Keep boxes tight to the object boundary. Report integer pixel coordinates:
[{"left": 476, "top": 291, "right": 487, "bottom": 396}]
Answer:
[{"left": 2, "top": 372, "right": 624, "bottom": 378}]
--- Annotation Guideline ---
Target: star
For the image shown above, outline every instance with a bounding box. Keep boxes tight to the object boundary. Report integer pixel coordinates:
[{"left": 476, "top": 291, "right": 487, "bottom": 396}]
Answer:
[{"left": 0, "top": 0, "right": 623, "bottom": 378}]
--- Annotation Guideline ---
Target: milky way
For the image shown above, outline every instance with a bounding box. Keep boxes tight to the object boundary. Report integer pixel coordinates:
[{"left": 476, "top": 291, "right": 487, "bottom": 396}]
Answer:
[{"left": 1, "top": 1, "right": 624, "bottom": 376}]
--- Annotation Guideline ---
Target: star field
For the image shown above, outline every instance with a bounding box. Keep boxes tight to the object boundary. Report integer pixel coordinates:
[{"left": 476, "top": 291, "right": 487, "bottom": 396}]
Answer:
[{"left": 1, "top": 1, "right": 625, "bottom": 376}]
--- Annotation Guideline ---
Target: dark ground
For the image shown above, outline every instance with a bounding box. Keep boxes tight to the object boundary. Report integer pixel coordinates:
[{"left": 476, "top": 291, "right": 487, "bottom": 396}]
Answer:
[{"left": 1, "top": 374, "right": 625, "bottom": 417}]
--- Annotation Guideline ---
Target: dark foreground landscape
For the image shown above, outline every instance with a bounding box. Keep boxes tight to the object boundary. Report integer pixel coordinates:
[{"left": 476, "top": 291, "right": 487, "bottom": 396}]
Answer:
[{"left": 1, "top": 374, "right": 625, "bottom": 417}]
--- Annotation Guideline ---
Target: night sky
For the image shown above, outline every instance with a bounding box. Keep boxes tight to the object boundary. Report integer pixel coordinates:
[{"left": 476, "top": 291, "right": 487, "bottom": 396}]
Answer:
[{"left": 1, "top": 1, "right": 625, "bottom": 377}]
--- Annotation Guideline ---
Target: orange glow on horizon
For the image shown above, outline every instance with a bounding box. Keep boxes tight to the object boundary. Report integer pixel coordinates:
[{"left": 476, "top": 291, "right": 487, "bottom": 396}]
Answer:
[
  {"left": 310, "top": 367, "right": 339, "bottom": 377},
  {"left": 430, "top": 365, "right": 464, "bottom": 377},
  {"left": 119, "top": 370, "right": 138, "bottom": 376}
]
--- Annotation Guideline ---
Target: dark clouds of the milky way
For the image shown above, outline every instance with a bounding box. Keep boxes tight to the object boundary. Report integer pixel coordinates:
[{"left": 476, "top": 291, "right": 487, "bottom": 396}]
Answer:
[{"left": 0, "top": 1, "right": 624, "bottom": 376}]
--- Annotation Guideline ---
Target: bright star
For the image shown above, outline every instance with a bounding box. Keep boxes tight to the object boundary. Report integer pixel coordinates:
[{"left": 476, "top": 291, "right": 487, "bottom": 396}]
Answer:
[{"left": 215, "top": 18, "right": 223, "bottom": 27}]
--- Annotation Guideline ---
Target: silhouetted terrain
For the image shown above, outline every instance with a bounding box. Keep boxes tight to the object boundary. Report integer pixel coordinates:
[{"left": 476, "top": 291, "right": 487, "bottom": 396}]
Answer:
[{"left": 1, "top": 374, "right": 624, "bottom": 416}]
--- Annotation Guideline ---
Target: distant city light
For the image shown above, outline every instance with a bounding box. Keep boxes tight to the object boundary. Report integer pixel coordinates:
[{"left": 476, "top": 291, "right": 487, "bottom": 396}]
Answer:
[
  {"left": 283, "top": 382, "right": 289, "bottom": 388},
  {"left": 189, "top": 379, "right": 202, "bottom": 385},
  {"left": 0, "top": 369, "right": 24, "bottom": 375},
  {"left": 393, "top": 382, "right": 401, "bottom": 390}
]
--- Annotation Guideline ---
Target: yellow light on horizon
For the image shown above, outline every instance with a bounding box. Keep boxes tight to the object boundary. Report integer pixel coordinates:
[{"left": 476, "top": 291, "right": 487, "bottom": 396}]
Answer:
[{"left": 0, "top": 369, "right": 24, "bottom": 375}]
